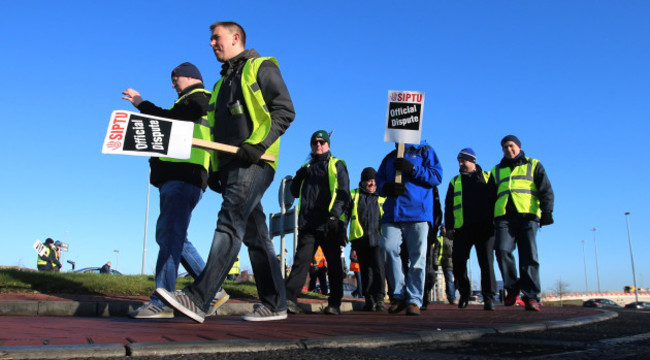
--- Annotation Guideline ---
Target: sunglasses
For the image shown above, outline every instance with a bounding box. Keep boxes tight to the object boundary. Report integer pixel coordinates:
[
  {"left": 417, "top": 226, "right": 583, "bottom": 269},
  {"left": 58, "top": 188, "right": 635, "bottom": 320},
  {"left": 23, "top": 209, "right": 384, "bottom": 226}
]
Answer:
[{"left": 311, "top": 139, "right": 327, "bottom": 146}]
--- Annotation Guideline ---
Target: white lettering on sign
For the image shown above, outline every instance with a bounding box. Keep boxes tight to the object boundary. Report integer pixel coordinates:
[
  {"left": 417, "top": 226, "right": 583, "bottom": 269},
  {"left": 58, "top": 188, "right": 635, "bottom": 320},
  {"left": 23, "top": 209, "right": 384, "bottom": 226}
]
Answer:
[{"left": 149, "top": 120, "right": 165, "bottom": 151}]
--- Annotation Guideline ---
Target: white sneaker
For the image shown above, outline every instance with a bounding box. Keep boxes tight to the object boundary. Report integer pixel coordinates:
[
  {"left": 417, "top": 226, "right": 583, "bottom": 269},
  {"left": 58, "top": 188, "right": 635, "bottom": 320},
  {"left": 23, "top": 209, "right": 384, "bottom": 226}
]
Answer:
[
  {"left": 156, "top": 288, "right": 206, "bottom": 324},
  {"left": 128, "top": 302, "right": 174, "bottom": 319},
  {"left": 241, "top": 303, "right": 287, "bottom": 322},
  {"left": 206, "top": 288, "right": 230, "bottom": 316}
]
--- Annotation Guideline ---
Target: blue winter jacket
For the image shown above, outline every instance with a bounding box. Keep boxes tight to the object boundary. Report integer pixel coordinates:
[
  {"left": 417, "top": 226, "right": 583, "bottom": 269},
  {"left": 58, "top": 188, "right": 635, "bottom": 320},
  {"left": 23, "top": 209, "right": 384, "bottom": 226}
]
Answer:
[{"left": 375, "top": 142, "right": 443, "bottom": 224}]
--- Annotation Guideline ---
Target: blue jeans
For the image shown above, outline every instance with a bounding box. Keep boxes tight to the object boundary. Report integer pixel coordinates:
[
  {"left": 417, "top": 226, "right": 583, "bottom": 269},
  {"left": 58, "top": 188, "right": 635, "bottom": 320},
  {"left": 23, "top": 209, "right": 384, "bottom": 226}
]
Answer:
[
  {"left": 186, "top": 162, "right": 286, "bottom": 312},
  {"left": 151, "top": 180, "right": 205, "bottom": 306},
  {"left": 494, "top": 216, "right": 540, "bottom": 302},
  {"left": 380, "top": 222, "right": 428, "bottom": 307},
  {"left": 444, "top": 269, "right": 456, "bottom": 301}
]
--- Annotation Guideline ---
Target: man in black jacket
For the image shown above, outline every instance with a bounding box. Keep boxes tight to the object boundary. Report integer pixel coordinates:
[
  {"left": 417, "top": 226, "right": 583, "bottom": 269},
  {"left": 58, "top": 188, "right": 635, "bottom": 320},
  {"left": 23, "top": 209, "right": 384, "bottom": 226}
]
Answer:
[
  {"left": 488, "top": 136, "right": 554, "bottom": 312},
  {"left": 445, "top": 148, "right": 497, "bottom": 310},
  {"left": 122, "top": 62, "right": 228, "bottom": 319},
  {"left": 156, "top": 21, "right": 295, "bottom": 323},
  {"left": 284, "top": 130, "right": 350, "bottom": 315}
]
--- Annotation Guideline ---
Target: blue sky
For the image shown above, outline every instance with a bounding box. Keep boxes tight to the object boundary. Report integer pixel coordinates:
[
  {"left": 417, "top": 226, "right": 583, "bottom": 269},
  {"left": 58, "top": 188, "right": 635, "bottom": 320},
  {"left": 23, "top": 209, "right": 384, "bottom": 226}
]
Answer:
[{"left": 1, "top": 1, "right": 648, "bottom": 293}]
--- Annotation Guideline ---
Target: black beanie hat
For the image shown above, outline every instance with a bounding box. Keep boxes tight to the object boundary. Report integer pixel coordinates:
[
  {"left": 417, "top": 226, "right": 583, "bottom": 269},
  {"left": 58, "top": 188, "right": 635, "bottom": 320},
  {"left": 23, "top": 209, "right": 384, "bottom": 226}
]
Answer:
[
  {"left": 45, "top": 238, "right": 54, "bottom": 245},
  {"left": 171, "top": 62, "right": 203, "bottom": 81},
  {"left": 361, "top": 167, "right": 376, "bottom": 182},
  {"left": 500, "top": 135, "right": 521, "bottom": 148}
]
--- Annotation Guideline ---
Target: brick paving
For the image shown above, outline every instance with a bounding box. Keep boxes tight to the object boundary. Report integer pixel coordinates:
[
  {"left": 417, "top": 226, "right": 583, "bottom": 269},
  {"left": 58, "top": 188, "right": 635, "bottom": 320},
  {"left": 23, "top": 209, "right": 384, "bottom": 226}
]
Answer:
[{"left": 0, "top": 293, "right": 596, "bottom": 347}]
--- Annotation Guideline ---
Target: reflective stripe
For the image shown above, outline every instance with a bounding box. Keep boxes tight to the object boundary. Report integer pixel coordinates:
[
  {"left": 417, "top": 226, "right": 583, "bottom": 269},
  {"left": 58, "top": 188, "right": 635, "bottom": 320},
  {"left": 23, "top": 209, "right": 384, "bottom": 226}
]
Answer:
[
  {"left": 492, "top": 158, "right": 541, "bottom": 217},
  {"left": 451, "top": 171, "right": 489, "bottom": 229}
]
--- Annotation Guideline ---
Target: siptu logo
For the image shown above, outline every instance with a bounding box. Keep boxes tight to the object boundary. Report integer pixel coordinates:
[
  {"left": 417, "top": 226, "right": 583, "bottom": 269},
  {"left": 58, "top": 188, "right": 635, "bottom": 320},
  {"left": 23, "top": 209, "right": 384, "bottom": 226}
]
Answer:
[
  {"left": 106, "top": 141, "right": 122, "bottom": 150},
  {"left": 390, "top": 92, "right": 398, "bottom": 101}
]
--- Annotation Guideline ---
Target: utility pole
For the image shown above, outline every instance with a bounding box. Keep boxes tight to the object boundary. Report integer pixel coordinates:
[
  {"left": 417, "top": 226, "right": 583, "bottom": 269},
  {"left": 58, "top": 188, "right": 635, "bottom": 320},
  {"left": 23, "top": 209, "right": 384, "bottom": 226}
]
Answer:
[
  {"left": 581, "top": 239, "right": 588, "bottom": 293},
  {"left": 592, "top": 228, "right": 601, "bottom": 292},
  {"left": 625, "top": 212, "right": 639, "bottom": 303}
]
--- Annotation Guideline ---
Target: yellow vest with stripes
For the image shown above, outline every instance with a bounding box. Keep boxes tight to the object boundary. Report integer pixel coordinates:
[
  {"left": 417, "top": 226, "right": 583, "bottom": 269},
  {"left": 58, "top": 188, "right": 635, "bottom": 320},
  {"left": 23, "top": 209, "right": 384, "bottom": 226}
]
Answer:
[
  {"left": 298, "top": 156, "right": 346, "bottom": 220},
  {"left": 209, "top": 57, "right": 280, "bottom": 171},
  {"left": 492, "top": 158, "right": 541, "bottom": 218},
  {"left": 159, "top": 88, "right": 212, "bottom": 170},
  {"left": 450, "top": 171, "right": 490, "bottom": 229},
  {"left": 348, "top": 188, "right": 386, "bottom": 241}
]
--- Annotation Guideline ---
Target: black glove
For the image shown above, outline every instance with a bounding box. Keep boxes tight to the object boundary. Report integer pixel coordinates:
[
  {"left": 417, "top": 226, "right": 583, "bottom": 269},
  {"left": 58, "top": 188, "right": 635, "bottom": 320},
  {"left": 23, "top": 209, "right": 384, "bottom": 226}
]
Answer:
[
  {"left": 236, "top": 143, "right": 265, "bottom": 165},
  {"left": 207, "top": 172, "right": 222, "bottom": 193},
  {"left": 540, "top": 212, "right": 554, "bottom": 227},
  {"left": 393, "top": 158, "right": 414, "bottom": 175},
  {"left": 294, "top": 166, "right": 311, "bottom": 183},
  {"left": 382, "top": 182, "right": 406, "bottom": 197}
]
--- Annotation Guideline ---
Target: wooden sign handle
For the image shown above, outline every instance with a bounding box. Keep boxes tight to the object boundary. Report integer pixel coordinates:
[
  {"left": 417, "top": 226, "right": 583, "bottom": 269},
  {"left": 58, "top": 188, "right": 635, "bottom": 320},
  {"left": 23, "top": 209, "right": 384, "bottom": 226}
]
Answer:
[
  {"left": 395, "top": 142, "right": 404, "bottom": 183},
  {"left": 192, "top": 138, "right": 277, "bottom": 162}
]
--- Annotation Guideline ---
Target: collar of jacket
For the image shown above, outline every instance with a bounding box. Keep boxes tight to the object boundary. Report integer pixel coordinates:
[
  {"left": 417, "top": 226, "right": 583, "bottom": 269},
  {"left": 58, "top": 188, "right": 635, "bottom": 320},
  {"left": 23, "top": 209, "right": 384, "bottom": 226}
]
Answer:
[
  {"left": 220, "top": 48, "right": 262, "bottom": 76},
  {"left": 460, "top": 164, "right": 484, "bottom": 178},
  {"left": 310, "top": 151, "right": 331, "bottom": 163},
  {"left": 177, "top": 83, "right": 205, "bottom": 99},
  {"left": 499, "top": 150, "right": 527, "bottom": 168}
]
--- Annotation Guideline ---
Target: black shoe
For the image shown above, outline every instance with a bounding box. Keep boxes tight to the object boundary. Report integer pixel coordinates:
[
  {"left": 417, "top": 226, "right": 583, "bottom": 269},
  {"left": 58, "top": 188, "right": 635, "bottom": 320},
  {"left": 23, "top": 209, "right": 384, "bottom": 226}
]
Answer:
[
  {"left": 458, "top": 296, "right": 469, "bottom": 309},
  {"left": 373, "top": 301, "right": 386, "bottom": 312},
  {"left": 362, "top": 302, "right": 375, "bottom": 311},
  {"left": 286, "top": 300, "right": 303, "bottom": 314},
  {"left": 420, "top": 303, "right": 428, "bottom": 311},
  {"left": 388, "top": 299, "right": 408, "bottom": 314},
  {"left": 484, "top": 300, "right": 495, "bottom": 311},
  {"left": 323, "top": 305, "right": 340, "bottom": 315}
]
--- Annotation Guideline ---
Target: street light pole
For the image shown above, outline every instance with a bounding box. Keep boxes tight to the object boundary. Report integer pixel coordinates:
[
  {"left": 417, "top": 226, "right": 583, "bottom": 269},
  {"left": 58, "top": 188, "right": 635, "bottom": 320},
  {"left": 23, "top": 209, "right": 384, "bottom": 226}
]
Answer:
[
  {"left": 624, "top": 212, "right": 639, "bottom": 303},
  {"left": 592, "top": 228, "right": 601, "bottom": 292},
  {"left": 113, "top": 249, "right": 120, "bottom": 270},
  {"left": 581, "top": 239, "right": 588, "bottom": 293}
]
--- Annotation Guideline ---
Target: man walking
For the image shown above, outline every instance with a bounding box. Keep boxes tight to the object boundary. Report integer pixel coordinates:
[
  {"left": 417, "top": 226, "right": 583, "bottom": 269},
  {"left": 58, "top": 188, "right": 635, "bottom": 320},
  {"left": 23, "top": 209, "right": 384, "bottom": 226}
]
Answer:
[
  {"left": 122, "top": 62, "right": 229, "bottom": 319},
  {"left": 489, "top": 136, "right": 554, "bottom": 311},
  {"left": 284, "top": 130, "right": 350, "bottom": 315},
  {"left": 157, "top": 21, "right": 295, "bottom": 323},
  {"left": 375, "top": 142, "right": 443, "bottom": 315},
  {"left": 445, "top": 148, "right": 496, "bottom": 310}
]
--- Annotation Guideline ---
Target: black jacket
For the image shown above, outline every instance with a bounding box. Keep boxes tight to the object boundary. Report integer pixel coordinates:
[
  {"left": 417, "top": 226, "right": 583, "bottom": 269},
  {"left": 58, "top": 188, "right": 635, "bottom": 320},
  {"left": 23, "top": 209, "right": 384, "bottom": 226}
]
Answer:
[
  {"left": 349, "top": 186, "right": 382, "bottom": 249},
  {"left": 290, "top": 152, "right": 350, "bottom": 231},
  {"left": 137, "top": 83, "right": 211, "bottom": 190},
  {"left": 444, "top": 164, "right": 495, "bottom": 230},
  {"left": 212, "top": 49, "right": 295, "bottom": 170}
]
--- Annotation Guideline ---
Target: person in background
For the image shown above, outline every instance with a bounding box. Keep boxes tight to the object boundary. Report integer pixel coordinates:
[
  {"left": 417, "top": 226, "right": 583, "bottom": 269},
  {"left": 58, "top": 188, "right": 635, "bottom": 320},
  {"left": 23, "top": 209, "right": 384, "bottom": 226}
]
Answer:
[
  {"left": 36, "top": 238, "right": 62, "bottom": 272},
  {"left": 284, "top": 130, "right": 350, "bottom": 315},
  {"left": 227, "top": 256, "right": 240, "bottom": 280},
  {"left": 347, "top": 167, "right": 386, "bottom": 311},
  {"left": 100, "top": 261, "right": 112, "bottom": 274},
  {"left": 349, "top": 249, "right": 362, "bottom": 298}
]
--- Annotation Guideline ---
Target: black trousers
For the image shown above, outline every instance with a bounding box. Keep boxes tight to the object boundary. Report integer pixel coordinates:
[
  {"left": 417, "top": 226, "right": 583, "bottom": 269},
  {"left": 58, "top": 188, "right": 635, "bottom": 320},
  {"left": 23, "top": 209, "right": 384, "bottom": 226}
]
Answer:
[
  {"left": 355, "top": 245, "right": 385, "bottom": 304},
  {"left": 285, "top": 229, "right": 343, "bottom": 307},
  {"left": 452, "top": 226, "right": 497, "bottom": 298},
  {"left": 308, "top": 266, "right": 328, "bottom": 295}
]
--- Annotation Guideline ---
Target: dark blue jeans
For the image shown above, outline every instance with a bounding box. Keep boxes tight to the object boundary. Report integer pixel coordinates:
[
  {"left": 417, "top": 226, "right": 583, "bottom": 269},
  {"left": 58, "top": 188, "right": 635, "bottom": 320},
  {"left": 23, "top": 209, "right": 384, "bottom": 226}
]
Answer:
[
  {"left": 152, "top": 180, "right": 206, "bottom": 307},
  {"left": 494, "top": 216, "right": 540, "bottom": 302},
  {"left": 186, "top": 162, "right": 286, "bottom": 312}
]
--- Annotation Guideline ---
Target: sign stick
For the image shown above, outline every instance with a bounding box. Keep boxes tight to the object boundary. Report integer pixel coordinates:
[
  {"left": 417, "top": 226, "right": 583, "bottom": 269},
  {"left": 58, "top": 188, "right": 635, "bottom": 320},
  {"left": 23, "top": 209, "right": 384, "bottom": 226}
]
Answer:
[
  {"left": 192, "top": 139, "right": 276, "bottom": 162},
  {"left": 395, "top": 142, "right": 405, "bottom": 183}
]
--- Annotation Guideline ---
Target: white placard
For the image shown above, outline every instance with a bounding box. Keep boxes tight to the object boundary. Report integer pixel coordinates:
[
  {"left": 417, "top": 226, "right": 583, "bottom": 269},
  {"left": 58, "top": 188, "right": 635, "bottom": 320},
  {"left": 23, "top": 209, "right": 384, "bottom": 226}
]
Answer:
[
  {"left": 384, "top": 90, "right": 425, "bottom": 144},
  {"left": 33, "top": 240, "right": 46, "bottom": 257}
]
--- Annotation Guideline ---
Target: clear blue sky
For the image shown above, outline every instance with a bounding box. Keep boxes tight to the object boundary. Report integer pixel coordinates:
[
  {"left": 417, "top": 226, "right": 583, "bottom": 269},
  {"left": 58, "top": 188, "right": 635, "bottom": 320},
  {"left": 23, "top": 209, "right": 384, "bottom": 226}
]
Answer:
[{"left": 1, "top": 1, "right": 648, "bottom": 293}]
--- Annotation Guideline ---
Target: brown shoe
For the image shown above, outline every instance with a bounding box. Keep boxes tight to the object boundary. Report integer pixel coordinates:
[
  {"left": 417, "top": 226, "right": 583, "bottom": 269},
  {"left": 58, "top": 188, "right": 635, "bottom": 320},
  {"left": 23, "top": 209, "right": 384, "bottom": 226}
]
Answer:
[
  {"left": 388, "top": 299, "right": 407, "bottom": 314},
  {"left": 406, "top": 303, "right": 421, "bottom": 316}
]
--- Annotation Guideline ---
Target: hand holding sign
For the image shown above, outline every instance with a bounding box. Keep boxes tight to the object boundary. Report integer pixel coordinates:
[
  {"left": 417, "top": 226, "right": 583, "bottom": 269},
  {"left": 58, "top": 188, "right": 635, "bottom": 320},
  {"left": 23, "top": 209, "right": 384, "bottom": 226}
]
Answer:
[{"left": 102, "top": 110, "right": 275, "bottom": 162}]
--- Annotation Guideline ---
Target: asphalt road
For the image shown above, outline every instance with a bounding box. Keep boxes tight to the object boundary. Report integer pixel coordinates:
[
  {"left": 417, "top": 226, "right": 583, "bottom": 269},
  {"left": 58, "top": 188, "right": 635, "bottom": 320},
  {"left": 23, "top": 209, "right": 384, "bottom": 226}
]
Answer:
[{"left": 72, "top": 308, "right": 649, "bottom": 360}]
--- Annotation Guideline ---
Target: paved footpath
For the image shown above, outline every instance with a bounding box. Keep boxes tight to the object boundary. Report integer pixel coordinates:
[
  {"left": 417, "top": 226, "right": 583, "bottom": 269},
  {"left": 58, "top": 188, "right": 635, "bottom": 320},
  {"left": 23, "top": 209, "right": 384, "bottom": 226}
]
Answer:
[{"left": 0, "top": 294, "right": 612, "bottom": 359}]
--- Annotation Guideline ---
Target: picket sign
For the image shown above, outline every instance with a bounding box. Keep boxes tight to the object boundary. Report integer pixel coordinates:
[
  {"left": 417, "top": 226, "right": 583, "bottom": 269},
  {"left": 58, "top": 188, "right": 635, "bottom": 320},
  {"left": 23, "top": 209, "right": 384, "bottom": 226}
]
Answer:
[
  {"left": 102, "top": 110, "right": 275, "bottom": 162},
  {"left": 384, "top": 91, "right": 425, "bottom": 183},
  {"left": 33, "top": 240, "right": 46, "bottom": 257}
]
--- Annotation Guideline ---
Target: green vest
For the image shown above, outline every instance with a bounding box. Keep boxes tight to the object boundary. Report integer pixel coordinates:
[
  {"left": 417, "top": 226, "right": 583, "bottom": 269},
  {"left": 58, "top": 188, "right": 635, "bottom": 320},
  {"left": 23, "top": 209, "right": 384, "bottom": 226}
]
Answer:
[
  {"left": 436, "top": 235, "right": 444, "bottom": 266},
  {"left": 159, "top": 88, "right": 213, "bottom": 170},
  {"left": 297, "top": 156, "right": 346, "bottom": 220},
  {"left": 450, "top": 171, "right": 490, "bottom": 229},
  {"left": 36, "top": 245, "right": 51, "bottom": 266},
  {"left": 209, "top": 57, "right": 280, "bottom": 171},
  {"left": 348, "top": 189, "right": 386, "bottom": 241},
  {"left": 492, "top": 157, "right": 541, "bottom": 218}
]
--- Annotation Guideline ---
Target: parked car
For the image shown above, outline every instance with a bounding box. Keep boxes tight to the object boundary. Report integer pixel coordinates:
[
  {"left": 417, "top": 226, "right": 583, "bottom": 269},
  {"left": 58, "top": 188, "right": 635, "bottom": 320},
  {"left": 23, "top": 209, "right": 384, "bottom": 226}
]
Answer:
[
  {"left": 582, "top": 298, "right": 621, "bottom": 308},
  {"left": 74, "top": 267, "right": 122, "bottom": 275},
  {"left": 624, "top": 301, "right": 650, "bottom": 309}
]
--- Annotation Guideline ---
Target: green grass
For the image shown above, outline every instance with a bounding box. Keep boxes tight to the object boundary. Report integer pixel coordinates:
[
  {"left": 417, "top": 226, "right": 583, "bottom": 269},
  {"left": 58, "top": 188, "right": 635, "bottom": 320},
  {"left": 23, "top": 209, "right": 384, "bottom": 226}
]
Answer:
[{"left": 0, "top": 269, "right": 326, "bottom": 300}]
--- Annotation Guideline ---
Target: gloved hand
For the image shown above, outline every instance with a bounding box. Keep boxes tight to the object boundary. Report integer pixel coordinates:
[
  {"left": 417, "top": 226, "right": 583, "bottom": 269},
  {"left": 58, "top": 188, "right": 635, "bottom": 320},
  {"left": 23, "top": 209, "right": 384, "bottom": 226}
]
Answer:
[
  {"left": 393, "top": 158, "right": 415, "bottom": 175},
  {"left": 540, "top": 212, "right": 554, "bottom": 227},
  {"left": 207, "top": 172, "right": 222, "bottom": 193},
  {"left": 382, "top": 182, "right": 406, "bottom": 197},
  {"left": 236, "top": 143, "right": 265, "bottom": 165},
  {"left": 294, "top": 166, "right": 311, "bottom": 183}
]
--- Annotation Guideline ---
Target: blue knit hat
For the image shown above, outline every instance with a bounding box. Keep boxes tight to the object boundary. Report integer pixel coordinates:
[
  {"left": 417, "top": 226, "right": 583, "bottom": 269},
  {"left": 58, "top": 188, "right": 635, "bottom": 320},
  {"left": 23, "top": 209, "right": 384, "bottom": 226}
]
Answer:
[
  {"left": 457, "top": 148, "right": 477, "bottom": 163},
  {"left": 171, "top": 62, "right": 203, "bottom": 81}
]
